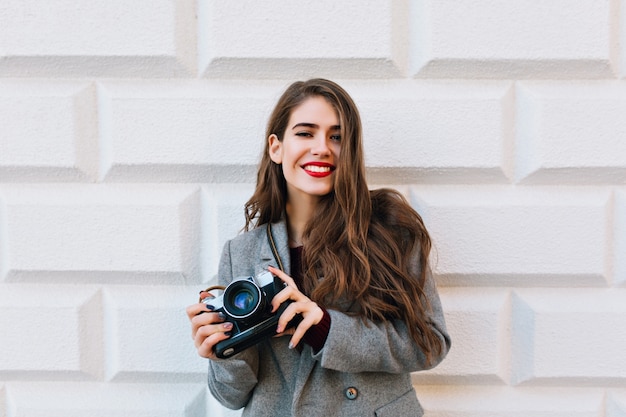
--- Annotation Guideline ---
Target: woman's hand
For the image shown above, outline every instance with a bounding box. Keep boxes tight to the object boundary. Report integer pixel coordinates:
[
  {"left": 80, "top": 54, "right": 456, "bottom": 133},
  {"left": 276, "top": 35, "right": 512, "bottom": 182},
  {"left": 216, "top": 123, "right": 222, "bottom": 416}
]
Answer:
[
  {"left": 186, "top": 295, "right": 233, "bottom": 360},
  {"left": 268, "top": 266, "right": 324, "bottom": 349}
]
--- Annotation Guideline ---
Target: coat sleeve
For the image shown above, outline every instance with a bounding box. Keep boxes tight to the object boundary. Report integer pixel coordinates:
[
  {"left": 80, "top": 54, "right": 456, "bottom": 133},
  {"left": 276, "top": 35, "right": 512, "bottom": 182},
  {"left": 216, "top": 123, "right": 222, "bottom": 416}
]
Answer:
[
  {"left": 312, "top": 265, "right": 451, "bottom": 374},
  {"left": 206, "top": 240, "right": 260, "bottom": 410}
]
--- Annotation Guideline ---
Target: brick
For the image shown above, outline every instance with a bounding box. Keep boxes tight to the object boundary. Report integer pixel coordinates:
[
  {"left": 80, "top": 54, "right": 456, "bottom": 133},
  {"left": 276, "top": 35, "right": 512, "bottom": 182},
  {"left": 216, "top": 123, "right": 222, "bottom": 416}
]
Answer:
[
  {"left": 410, "top": 186, "right": 612, "bottom": 286},
  {"left": 608, "top": 390, "right": 626, "bottom": 417},
  {"left": 516, "top": 82, "right": 626, "bottom": 184},
  {"left": 413, "top": 288, "right": 510, "bottom": 384},
  {"left": 0, "top": 284, "right": 102, "bottom": 379},
  {"left": 416, "top": 386, "right": 604, "bottom": 417},
  {"left": 199, "top": 0, "right": 407, "bottom": 78},
  {"left": 0, "top": 385, "right": 5, "bottom": 416},
  {"left": 411, "top": 0, "right": 617, "bottom": 78},
  {"left": 512, "top": 289, "right": 626, "bottom": 385},
  {"left": 616, "top": 189, "right": 626, "bottom": 286},
  {"left": 102, "top": 285, "right": 207, "bottom": 382},
  {"left": 0, "top": 81, "right": 97, "bottom": 182},
  {"left": 98, "top": 81, "right": 273, "bottom": 182},
  {"left": 5, "top": 382, "right": 206, "bottom": 417},
  {"left": 0, "top": 1, "right": 195, "bottom": 77},
  {"left": 1, "top": 185, "right": 201, "bottom": 284},
  {"left": 0, "top": 193, "right": 6, "bottom": 278},
  {"left": 347, "top": 81, "right": 514, "bottom": 184},
  {"left": 201, "top": 184, "right": 255, "bottom": 282},
  {"left": 622, "top": 1, "right": 626, "bottom": 80}
]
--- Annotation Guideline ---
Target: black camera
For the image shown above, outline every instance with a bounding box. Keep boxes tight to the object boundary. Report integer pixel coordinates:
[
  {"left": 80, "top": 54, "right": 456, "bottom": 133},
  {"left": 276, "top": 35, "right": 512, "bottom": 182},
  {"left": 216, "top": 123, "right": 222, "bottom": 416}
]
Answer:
[{"left": 203, "top": 270, "right": 301, "bottom": 358}]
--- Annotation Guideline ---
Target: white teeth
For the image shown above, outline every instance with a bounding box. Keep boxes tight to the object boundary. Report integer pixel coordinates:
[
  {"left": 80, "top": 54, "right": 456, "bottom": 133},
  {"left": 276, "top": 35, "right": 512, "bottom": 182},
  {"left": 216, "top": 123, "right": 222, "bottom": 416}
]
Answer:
[{"left": 304, "top": 165, "right": 331, "bottom": 173}]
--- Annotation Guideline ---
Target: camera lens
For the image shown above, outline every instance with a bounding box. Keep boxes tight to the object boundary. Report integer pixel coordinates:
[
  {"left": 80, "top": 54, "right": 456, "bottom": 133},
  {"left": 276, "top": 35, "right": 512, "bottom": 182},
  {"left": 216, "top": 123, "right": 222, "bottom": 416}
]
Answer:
[
  {"left": 233, "top": 290, "right": 255, "bottom": 311},
  {"left": 223, "top": 280, "right": 264, "bottom": 319}
]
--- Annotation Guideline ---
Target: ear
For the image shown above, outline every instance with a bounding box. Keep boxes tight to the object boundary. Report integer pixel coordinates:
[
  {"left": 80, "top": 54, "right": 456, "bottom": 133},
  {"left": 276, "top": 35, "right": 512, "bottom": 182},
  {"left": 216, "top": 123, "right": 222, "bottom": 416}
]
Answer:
[{"left": 268, "top": 134, "right": 282, "bottom": 164}]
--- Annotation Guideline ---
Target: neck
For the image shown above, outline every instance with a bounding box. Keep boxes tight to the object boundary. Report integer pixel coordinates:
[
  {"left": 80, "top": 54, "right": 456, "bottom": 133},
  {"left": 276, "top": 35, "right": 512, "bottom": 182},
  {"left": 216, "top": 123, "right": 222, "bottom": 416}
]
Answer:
[{"left": 285, "top": 196, "right": 318, "bottom": 247}]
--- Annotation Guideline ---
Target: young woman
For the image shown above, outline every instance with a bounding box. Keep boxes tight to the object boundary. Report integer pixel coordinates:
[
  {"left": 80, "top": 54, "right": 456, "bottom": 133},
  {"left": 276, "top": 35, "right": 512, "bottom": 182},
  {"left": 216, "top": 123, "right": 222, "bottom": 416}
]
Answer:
[{"left": 187, "top": 79, "right": 450, "bottom": 416}]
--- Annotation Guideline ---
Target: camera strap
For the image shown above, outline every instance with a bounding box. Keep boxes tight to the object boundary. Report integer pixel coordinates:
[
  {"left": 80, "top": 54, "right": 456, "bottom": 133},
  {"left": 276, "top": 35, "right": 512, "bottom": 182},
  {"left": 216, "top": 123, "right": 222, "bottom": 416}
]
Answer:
[
  {"left": 266, "top": 223, "right": 285, "bottom": 272},
  {"left": 200, "top": 223, "right": 284, "bottom": 302}
]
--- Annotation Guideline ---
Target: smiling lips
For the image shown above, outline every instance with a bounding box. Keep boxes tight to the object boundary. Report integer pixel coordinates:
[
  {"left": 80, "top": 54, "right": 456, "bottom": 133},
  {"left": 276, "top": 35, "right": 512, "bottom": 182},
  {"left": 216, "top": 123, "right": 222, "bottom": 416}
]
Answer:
[{"left": 302, "top": 162, "right": 335, "bottom": 178}]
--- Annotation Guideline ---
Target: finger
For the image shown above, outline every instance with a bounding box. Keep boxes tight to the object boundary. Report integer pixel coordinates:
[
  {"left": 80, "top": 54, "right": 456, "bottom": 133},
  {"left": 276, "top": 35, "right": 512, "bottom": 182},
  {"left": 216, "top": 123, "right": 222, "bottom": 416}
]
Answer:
[
  {"left": 272, "top": 285, "right": 310, "bottom": 314},
  {"left": 275, "top": 301, "right": 305, "bottom": 334},
  {"left": 194, "top": 321, "right": 233, "bottom": 348},
  {"left": 288, "top": 314, "right": 320, "bottom": 349},
  {"left": 190, "top": 311, "right": 225, "bottom": 339},
  {"left": 194, "top": 322, "right": 233, "bottom": 347},
  {"left": 270, "top": 286, "right": 299, "bottom": 312},
  {"left": 196, "top": 325, "right": 233, "bottom": 359},
  {"left": 267, "top": 266, "right": 297, "bottom": 288},
  {"left": 198, "top": 291, "right": 216, "bottom": 303},
  {"left": 288, "top": 303, "right": 324, "bottom": 349},
  {"left": 186, "top": 302, "right": 213, "bottom": 320},
  {"left": 273, "top": 327, "right": 295, "bottom": 338}
]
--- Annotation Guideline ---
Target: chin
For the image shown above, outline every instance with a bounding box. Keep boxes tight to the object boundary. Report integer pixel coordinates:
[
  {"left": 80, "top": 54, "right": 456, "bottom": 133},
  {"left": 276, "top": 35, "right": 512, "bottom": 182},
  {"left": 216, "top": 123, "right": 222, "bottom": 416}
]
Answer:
[{"left": 309, "top": 187, "right": 334, "bottom": 197}]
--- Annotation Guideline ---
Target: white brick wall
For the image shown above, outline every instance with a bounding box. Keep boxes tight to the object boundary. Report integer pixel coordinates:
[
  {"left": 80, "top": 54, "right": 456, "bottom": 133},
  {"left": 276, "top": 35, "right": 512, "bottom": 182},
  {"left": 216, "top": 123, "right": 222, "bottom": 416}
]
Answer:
[
  {"left": 1, "top": 1, "right": 625, "bottom": 416},
  {"left": 0, "top": 81, "right": 97, "bottom": 181},
  {"left": 0, "top": 1, "right": 196, "bottom": 77},
  {"left": 411, "top": 0, "right": 618, "bottom": 79},
  {"left": 516, "top": 82, "right": 626, "bottom": 183},
  {"left": 198, "top": 0, "right": 407, "bottom": 78}
]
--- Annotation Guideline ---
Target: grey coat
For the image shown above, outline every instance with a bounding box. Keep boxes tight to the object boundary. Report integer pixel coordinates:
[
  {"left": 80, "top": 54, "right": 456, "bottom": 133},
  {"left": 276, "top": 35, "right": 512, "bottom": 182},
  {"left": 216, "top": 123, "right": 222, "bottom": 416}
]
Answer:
[{"left": 208, "top": 220, "right": 450, "bottom": 417}]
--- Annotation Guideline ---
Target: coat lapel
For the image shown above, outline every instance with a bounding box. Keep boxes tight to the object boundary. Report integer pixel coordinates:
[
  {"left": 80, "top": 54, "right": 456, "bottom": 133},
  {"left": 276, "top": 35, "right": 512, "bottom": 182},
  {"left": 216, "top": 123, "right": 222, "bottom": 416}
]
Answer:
[{"left": 259, "top": 220, "right": 291, "bottom": 276}]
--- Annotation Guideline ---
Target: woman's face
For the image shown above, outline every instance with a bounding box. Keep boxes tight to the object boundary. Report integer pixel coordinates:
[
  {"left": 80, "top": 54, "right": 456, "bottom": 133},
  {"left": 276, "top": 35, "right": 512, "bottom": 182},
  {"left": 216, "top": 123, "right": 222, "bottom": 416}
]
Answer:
[{"left": 269, "top": 96, "right": 341, "bottom": 204}]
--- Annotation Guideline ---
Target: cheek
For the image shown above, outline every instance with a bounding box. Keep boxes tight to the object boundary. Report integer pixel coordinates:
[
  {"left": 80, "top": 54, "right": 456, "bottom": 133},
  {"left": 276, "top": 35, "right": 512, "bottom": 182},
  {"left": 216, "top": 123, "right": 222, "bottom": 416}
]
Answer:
[{"left": 285, "top": 143, "right": 307, "bottom": 162}]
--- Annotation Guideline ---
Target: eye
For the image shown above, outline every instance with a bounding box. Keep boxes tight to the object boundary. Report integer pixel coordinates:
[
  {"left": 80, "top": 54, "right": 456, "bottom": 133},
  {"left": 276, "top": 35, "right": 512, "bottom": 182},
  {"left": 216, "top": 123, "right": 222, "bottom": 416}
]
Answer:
[
  {"left": 295, "top": 131, "right": 313, "bottom": 137},
  {"left": 330, "top": 134, "right": 341, "bottom": 142}
]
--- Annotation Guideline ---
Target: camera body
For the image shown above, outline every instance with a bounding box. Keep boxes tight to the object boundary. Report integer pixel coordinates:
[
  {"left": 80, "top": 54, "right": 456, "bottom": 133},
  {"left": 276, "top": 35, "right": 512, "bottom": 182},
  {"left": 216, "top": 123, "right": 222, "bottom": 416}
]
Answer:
[{"left": 203, "top": 270, "right": 299, "bottom": 358}]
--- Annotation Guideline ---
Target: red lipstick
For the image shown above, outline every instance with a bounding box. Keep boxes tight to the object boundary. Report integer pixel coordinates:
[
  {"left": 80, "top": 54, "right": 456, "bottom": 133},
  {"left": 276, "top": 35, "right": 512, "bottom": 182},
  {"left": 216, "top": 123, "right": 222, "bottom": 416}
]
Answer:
[{"left": 302, "top": 162, "right": 335, "bottom": 178}]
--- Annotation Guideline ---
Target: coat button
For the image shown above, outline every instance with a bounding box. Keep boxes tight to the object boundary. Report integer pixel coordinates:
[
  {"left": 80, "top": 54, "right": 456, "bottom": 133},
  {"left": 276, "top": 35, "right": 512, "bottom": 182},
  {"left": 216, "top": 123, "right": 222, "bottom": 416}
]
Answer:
[{"left": 344, "top": 387, "right": 358, "bottom": 400}]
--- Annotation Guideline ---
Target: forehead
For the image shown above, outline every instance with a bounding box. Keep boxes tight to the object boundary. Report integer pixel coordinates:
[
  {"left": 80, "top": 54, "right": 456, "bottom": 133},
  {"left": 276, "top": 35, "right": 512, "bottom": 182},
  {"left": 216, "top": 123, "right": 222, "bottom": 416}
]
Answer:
[{"left": 289, "top": 96, "right": 339, "bottom": 125}]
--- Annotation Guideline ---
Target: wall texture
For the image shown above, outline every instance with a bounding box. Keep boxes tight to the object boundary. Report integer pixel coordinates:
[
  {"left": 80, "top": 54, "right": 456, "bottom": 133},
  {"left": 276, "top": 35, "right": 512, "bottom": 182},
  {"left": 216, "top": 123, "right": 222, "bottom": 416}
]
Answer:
[{"left": 1, "top": 1, "right": 625, "bottom": 416}]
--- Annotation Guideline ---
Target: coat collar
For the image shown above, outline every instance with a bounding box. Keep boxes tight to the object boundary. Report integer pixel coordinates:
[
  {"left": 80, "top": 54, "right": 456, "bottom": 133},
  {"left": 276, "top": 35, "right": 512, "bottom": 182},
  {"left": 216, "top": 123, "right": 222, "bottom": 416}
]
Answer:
[{"left": 258, "top": 219, "right": 291, "bottom": 276}]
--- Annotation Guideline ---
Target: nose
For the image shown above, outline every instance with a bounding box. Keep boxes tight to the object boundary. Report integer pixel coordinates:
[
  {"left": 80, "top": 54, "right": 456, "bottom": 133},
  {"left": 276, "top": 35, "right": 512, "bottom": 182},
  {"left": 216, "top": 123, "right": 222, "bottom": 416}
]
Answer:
[{"left": 311, "top": 134, "right": 331, "bottom": 156}]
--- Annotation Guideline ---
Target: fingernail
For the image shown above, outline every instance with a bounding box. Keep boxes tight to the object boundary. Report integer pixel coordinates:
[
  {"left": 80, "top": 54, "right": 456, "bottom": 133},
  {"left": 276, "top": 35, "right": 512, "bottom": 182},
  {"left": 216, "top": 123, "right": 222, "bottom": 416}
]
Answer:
[
  {"left": 224, "top": 332, "right": 232, "bottom": 337},
  {"left": 276, "top": 325, "right": 283, "bottom": 333},
  {"left": 218, "top": 312, "right": 227, "bottom": 321},
  {"left": 205, "top": 305, "right": 215, "bottom": 311},
  {"left": 223, "top": 322, "right": 233, "bottom": 330},
  {"left": 288, "top": 341, "right": 295, "bottom": 349}
]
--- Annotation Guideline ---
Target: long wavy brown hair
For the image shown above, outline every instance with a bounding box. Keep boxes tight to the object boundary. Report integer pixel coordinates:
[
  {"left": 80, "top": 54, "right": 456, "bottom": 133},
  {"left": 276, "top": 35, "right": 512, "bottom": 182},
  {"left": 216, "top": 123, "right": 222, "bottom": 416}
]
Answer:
[{"left": 244, "top": 79, "right": 443, "bottom": 363}]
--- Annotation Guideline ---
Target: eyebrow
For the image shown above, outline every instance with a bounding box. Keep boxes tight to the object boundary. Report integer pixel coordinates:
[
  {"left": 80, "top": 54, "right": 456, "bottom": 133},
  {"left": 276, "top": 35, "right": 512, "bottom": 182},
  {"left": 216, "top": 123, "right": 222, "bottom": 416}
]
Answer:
[{"left": 291, "top": 122, "right": 341, "bottom": 130}]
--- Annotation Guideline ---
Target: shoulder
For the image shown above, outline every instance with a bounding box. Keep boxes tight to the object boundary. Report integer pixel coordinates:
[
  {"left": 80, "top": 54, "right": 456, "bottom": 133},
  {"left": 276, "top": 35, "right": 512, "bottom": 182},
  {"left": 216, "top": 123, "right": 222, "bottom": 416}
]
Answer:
[
  {"left": 225, "top": 224, "right": 267, "bottom": 254},
  {"left": 224, "top": 220, "right": 288, "bottom": 258},
  {"left": 218, "top": 220, "right": 290, "bottom": 281},
  {"left": 218, "top": 223, "right": 278, "bottom": 281}
]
